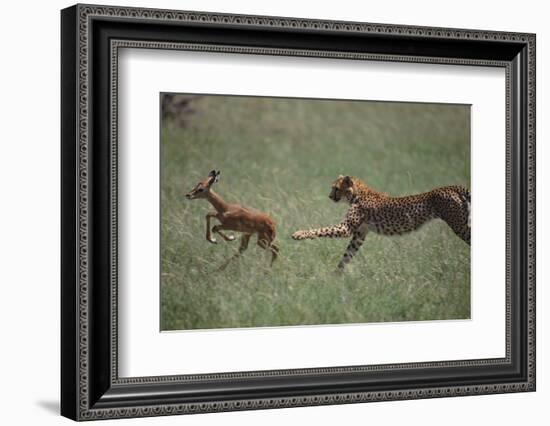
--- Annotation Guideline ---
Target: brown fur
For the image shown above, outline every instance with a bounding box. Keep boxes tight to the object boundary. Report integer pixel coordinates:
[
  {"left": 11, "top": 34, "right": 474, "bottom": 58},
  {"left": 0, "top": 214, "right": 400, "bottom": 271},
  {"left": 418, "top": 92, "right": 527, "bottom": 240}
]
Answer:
[
  {"left": 186, "top": 170, "right": 278, "bottom": 270},
  {"left": 292, "top": 175, "right": 470, "bottom": 270}
]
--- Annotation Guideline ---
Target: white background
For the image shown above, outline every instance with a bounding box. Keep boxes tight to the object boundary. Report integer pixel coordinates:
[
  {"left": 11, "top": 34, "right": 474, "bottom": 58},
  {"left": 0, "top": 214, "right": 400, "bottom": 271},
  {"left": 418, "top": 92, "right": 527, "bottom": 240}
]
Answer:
[
  {"left": 119, "top": 50, "right": 505, "bottom": 377},
  {"left": 0, "top": 0, "right": 547, "bottom": 425}
]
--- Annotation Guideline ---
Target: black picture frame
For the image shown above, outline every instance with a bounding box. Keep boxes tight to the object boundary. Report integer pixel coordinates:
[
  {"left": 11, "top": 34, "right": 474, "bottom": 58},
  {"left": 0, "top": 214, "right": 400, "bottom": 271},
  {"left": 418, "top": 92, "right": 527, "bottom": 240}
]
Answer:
[{"left": 61, "top": 3, "right": 536, "bottom": 421}]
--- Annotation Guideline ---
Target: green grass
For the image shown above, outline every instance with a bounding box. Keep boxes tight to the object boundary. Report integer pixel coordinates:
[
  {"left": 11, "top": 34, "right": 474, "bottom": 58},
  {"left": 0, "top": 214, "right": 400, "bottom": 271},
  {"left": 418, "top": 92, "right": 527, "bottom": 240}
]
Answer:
[{"left": 160, "top": 95, "right": 471, "bottom": 331}]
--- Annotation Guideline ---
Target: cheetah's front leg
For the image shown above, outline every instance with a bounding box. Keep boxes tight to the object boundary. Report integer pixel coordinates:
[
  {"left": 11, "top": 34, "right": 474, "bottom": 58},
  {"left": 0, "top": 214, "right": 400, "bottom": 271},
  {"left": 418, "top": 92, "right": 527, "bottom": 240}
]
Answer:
[
  {"left": 337, "top": 225, "right": 368, "bottom": 270},
  {"left": 292, "top": 223, "right": 352, "bottom": 240}
]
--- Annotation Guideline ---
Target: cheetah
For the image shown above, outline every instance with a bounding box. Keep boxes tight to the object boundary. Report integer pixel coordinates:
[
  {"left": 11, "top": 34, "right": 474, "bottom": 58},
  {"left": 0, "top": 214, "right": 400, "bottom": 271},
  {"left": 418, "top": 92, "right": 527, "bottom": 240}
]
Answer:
[{"left": 291, "top": 175, "right": 470, "bottom": 270}]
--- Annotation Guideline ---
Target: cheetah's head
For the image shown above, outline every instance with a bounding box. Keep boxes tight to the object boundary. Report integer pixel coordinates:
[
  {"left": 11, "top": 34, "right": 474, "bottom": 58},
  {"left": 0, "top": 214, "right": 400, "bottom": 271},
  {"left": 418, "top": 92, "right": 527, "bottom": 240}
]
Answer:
[
  {"left": 185, "top": 170, "right": 220, "bottom": 200},
  {"left": 329, "top": 175, "right": 354, "bottom": 203}
]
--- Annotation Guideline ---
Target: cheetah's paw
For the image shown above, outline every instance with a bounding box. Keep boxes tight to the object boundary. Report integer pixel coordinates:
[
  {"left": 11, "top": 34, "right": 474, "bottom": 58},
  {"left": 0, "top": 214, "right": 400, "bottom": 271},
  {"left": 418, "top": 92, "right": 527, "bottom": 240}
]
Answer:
[{"left": 292, "top": 230, "right": 309, "bottom": 240}]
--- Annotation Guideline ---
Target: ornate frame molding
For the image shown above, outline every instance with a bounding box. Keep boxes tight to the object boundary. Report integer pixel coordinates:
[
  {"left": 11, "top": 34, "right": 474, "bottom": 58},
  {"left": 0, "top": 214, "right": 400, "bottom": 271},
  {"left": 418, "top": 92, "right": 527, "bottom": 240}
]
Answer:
[{"left": 61, "top": 4, "right": 535, "bottom": 421}]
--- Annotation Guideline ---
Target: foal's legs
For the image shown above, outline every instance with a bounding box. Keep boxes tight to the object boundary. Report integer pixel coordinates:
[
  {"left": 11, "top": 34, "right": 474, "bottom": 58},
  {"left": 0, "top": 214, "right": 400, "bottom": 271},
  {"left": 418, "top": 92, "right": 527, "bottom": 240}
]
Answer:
[
  {"left": 257, "top": 233, "right": 278, "bottom": 266},
  {"left": 205, "top": 212, "right": 218, "bottom": 244},
  {"left": 212, "top": 224, "right": 236, "bottom": 242},
  {"left": 218, "top": 234, "right": 251, "bottom": 271}
]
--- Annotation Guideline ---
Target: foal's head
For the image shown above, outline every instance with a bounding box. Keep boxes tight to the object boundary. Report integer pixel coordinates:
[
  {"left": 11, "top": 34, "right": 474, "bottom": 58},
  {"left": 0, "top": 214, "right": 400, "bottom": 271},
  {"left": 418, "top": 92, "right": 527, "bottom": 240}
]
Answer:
[{"left": 185, "top": 170, "right": 220, "bottom": 200}]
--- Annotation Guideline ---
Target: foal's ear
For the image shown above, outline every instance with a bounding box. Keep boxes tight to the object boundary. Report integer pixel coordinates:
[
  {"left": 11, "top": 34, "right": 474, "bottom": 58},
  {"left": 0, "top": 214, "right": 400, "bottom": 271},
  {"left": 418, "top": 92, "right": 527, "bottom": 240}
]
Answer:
[{"left": 208, "top": 170, "right": 221, "bottom": 185}]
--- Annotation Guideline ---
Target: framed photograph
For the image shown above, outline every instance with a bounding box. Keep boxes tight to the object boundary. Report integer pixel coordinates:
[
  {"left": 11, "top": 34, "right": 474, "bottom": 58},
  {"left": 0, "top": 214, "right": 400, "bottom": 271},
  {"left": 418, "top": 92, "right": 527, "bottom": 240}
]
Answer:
[{"left": 61, "top": 4, "right": 536, "bottom": 421}]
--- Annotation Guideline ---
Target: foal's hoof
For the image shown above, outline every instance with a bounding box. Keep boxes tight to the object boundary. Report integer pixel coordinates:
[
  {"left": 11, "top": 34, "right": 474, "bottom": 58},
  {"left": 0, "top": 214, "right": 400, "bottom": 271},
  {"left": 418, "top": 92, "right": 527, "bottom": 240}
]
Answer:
[
  {"left": 227, "top": 235, "right": 236, "bottom": 241},
  {"left": 207, "top": 238, "right": 218, "bottom": 244}
]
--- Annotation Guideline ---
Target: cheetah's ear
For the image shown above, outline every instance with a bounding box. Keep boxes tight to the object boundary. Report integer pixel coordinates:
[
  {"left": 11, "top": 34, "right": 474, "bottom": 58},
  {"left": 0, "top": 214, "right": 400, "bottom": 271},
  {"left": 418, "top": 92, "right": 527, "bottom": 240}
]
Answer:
[{"left": 343, "top": 176, "right": 353, "bottom": 187}]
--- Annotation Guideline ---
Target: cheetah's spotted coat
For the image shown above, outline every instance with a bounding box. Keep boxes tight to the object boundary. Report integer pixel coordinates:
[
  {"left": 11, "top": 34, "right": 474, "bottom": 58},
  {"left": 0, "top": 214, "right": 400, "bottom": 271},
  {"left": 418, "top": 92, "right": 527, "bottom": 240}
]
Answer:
[{"left": 292, "top": 175, "right": 471, "bottom": 270}]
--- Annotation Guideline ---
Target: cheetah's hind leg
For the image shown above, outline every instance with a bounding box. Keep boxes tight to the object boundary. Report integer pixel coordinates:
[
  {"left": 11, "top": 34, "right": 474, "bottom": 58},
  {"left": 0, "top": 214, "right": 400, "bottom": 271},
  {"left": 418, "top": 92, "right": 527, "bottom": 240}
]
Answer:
[
  {"left": 457, "top": 192, "right": 471, "bottom": 245},
  {"left": 447, "top": 193, "right": 471, "bottom": 246}
]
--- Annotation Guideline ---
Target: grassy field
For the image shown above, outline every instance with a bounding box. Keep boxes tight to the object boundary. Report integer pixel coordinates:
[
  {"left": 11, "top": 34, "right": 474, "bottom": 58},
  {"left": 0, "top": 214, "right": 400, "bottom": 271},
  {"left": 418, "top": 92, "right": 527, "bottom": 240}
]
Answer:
[{"left": 160, "top": 95, "right": 471, "bottom": 331}]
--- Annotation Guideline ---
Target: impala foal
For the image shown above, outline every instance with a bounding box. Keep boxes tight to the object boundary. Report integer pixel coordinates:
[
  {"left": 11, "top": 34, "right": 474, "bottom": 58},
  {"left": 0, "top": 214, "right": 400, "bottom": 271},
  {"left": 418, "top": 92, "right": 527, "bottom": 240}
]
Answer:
[{"left": 185, "top": 170, "right": 279, "bottom": 270}]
